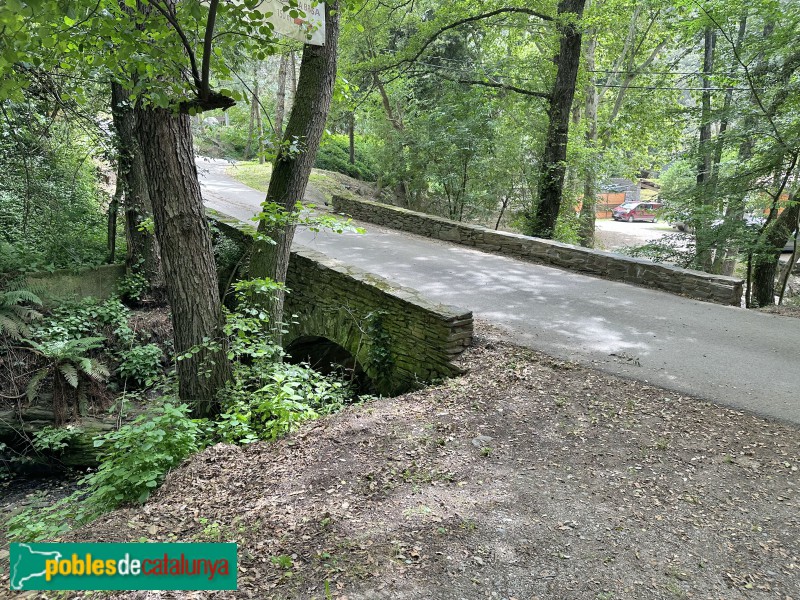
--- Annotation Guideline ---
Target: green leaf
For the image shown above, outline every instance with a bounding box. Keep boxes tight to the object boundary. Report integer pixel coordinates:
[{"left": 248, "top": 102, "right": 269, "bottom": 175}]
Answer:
[{"left": 59, "top": 363, "right": 79, "bottom": 388}]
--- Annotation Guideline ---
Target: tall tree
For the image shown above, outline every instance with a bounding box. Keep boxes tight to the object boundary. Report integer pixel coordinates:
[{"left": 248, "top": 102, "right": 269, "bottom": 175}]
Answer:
[
  {"left": 249, "top": 1, "right": 341, "bottom": 340},
  {"left": 525, "top": 0, "right": 587, "bottom": 239},
  {"left": 111, "top": 82, "right": 165, "bottom": 297},
  {"left": 136, "top": 106, "right": 231, "bottom": 415},
  {"left": 694, "top": 26, "right": 717, "bottom": 271}
]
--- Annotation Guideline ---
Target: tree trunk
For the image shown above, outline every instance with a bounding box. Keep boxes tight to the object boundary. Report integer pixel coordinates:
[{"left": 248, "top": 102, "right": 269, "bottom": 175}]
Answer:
[
  {"left": 526, "top": 0, "right": 586, "bottom": 239},
  {"left": 249, "top": 1, "right": 340, "bottom": 343},
  {"left": 695, "top": 27, "right": 717, "bottom": 272},
  {"left": 578, "top": 30, "right": 598, "bottom": 248},
  {"left": 275, "top": 53, "right": 288, "bottom": 138},
  {"left": 107, "top": 166, "right": 122, "bottom": 263},
  {"left": 752, "top": 198, "right": 799, "bottom": 306},
  {"left": 110, "top": 82, "right": 165, "bottom": 297},
  {"left": 135, "top": 107, "right": 231, "bottom": 417},
  {"left": 349, "top": 111, "right": 356, "bottom": 166},
  {"left": 289, "top": 50, "right": 298, "bottom": 102}
]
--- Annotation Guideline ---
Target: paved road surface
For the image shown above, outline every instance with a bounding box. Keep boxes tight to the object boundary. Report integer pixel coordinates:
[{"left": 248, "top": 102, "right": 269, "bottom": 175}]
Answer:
[{"left": 199, "top": 161, "right": 800, "bottom": 425}]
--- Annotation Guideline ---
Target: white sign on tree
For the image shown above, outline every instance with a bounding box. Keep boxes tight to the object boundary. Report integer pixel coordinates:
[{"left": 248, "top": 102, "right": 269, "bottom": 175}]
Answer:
[{"left": 257, "top": 1, "right": 326, "bottom": 46}]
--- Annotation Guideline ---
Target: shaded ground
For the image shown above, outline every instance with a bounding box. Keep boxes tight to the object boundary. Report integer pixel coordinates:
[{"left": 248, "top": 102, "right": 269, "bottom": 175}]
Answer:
[{"left": 10, "top": 323, "right": 793, "bottom": 599}]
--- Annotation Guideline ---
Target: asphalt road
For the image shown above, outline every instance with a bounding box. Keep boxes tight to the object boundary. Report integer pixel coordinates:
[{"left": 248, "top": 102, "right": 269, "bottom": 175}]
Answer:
[{"left": 198, "top": 161, "right": 800, "bottom": 425}]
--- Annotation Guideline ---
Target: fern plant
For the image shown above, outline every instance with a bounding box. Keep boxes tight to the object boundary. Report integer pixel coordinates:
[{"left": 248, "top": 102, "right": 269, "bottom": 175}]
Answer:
[
  {"left": 24, "top": 336, "right": 110, "bottom": 423},
  {"left": 0, "top": 289, "right": 42, "bottom": 340}
]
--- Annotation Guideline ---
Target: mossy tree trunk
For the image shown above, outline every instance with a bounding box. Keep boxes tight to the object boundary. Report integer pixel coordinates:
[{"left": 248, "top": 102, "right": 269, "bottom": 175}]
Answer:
[
  {"left": 135, "top": 107, "right": 231, "bottom": 417},
  {"left": 111, "top": 82, "right": 165, "bottom": 298},
  {"left": 249, "top": 1, "right": 340, "bottom": 344}
]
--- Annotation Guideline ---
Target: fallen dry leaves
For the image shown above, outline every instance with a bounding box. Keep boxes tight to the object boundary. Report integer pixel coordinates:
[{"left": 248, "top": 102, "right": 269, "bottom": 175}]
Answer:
[{"left": 21, "top": 324, "right": 800, "bottom": 599}]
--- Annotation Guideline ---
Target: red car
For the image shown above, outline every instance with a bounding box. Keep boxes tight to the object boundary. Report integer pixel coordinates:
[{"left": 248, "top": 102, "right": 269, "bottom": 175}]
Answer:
[{"left": 612, "top": 201, "right": 662, "bottom": 223}]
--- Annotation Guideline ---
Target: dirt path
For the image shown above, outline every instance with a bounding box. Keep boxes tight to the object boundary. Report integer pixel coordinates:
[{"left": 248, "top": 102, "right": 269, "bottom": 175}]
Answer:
[{"left": 47, "top": 324, "right": 799, "bottom": 600}]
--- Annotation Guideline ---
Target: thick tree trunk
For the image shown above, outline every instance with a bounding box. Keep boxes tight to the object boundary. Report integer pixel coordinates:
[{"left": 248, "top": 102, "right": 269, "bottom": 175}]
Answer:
[
  {"left": 135, "top": 107, "right": 231, "bottom": 417},
  {"left": 526, "top": 0, "right": 586, "bottom": 239},
  {"left": 249, "top": 1, "right": 340, "bottom": 343},
  {"left": 111, "top": 83, "right": 165, "bottom": 296},
  {"left": 578, "top": 31, "right": 598, "bottom": 248},
  {"left": 695, "top": 27, "right": 717, "bottom": 272}
]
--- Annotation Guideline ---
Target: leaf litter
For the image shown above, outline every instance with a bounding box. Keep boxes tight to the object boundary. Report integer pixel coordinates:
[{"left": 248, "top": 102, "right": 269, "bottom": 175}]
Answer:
[{"left": 31, "top": 323, "right": 800, "bottom": 599}]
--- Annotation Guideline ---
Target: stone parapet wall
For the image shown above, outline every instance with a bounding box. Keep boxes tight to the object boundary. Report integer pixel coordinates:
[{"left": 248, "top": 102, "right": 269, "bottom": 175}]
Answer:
[{"left": 331, "top": 196, "right": 744, "bottom": 306}]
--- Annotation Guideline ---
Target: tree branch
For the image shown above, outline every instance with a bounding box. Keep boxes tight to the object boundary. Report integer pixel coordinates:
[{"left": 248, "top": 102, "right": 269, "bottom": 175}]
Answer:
[
  {"left": 147, "top": 0, "right": 202, "bottom": 89},
  {"left": 200, "top": 0, "right": 219, "bottom": 99},
  {"left": 394, "top": 7, "right": 553, "bottom": 69},
  {"left": 435, "top": 71, "right": 551, "bottom": 100}
]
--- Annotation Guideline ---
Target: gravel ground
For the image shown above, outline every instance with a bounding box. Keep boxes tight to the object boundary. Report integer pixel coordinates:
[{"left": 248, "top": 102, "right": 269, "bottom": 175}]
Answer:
[
  {"left": 594, "top": 219, "right": 674, "bottom": 251},
  {"left": 8, "top": 323, "right": 796, "bottom": 600}
]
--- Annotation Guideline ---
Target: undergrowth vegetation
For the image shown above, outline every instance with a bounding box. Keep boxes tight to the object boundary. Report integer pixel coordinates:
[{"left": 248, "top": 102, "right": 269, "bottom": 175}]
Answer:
[
  {"left": 2, "top": 275, "right": 362, "bottom": 542},
  {"left": 0, "top": 112, "right": 116, "bottom": 274}
]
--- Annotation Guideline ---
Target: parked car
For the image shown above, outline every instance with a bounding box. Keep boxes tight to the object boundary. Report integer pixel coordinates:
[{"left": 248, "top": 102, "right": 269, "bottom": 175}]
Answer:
[{"left": 612, "top": 202, "right": 663, "bottom": 223}]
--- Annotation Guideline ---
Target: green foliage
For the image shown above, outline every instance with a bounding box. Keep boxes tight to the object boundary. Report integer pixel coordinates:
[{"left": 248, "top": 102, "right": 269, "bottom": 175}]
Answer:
[
  {"left": 32, "top": 297, "right": 133, "bottom": 346},
  {"left": 117, "top": 271, "right": 149, "bottom": 303},
  {"left": 315, "top": 134, "right": 376, "bottom": 180},
  {"left": 0, "top": 114, "right": 114, "bottom": 271},
  {"left": 215, "top": 362, "right": 352, "bottom": 444},
  {"left": 7, "top": 403, "right": 201, "bottom": 542},
  {"left": 21, "top": 297, "right": 136, "bottom": 418},
  {"left": 117, "top": 343, "right": 164, "bottom": 388},
  {"left": 7, "top": 283, "right": 357, "bottom": 541},
  {"left": 31, "top": 426, "right": 84, "bottom": 453},
  {"left": 251, "top": 200, "right": 364, "bottom": 243},
  {"left": 0, "top": 289, "right": 42, "bottom": 340},
  {"left": 366, "top": 311, "right": 394, "bottom": 385},
  {"left": 89, "top": 403, "right": 201, "bottom": 505},
  {"left": 24, "top": 335, "right": 109, "bottom": 407}
]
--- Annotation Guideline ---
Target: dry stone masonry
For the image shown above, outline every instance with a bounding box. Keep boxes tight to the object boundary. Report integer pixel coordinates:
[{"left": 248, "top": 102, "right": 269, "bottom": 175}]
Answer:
[
  {"left": 286, "top": 247, "right": 473, "bottom": 395},
  {"left": 208, "top": 214, "right": 473, "bottom": 395},
  {"left": 331, "top": 196, "right": 745, "bottom": 306}
]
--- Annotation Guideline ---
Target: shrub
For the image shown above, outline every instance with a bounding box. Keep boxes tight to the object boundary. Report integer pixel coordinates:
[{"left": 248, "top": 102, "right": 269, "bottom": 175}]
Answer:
[
  {"left": 216, "top": 362, "right": 352, "bottom": 444},
  {"left": 315, "top": 134, "right": 377, "bottom": 181},
  {"left": 7, "top": 403, "right": 201, "bottom": 541},
  {"left": 117, "top": 343, "right": 164, "bottom": 388},
  {"left": 88, "top": 403, "right": 202, "bottom": 505},
  {"left": 32, "top": 297, "right": 133, "bottom": 346}
]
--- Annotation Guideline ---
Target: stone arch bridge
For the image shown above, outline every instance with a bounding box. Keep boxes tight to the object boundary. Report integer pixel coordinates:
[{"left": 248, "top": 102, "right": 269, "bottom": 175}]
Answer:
[{"left": 210, "top": 215, "right": 473, "bottom": 395}]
